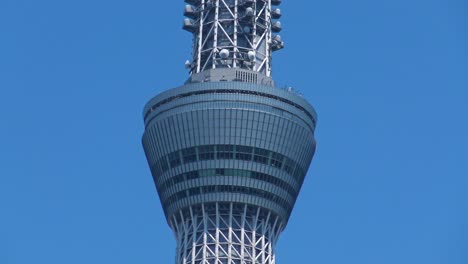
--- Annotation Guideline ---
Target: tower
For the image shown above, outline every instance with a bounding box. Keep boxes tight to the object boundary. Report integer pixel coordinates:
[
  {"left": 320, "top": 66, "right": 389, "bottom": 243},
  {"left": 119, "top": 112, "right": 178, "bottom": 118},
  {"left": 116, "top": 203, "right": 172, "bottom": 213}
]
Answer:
[{"left": 142, "top": 1, "right": 317, "bottom": 263}]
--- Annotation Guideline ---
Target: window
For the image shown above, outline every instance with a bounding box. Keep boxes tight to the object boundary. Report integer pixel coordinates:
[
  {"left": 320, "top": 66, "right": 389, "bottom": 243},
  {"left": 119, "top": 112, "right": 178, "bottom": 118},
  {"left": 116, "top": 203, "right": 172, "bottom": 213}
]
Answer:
[
  {"left": 161, "top": 169, "right": 297, "bottom": 209},
  {"left": 217, "top": 145, "right": 234, "bottom": 159},
  {"left": 253, "top": 148, "right": 269, "bottom": 164},
  {"left": 168, "top": 152, "right": 181, "bottom": 168},
  {"left": 188, "top": 188, "right": 201, "bottom": 196},
  {"left": 202, "top": 185, "right": 216, "bottom": 193},
  {"left": 185, "top": 171, "right": 199, "bottom": 180},
  {"left": 156, "top": 145, "right": 304, "bottom": 181},
  {"left": 182, "top": 147, "right": 197, "bottom": 163},
  {"left": 235, "top": 146, "right": 253, "bottom": 161},
  {"left": 270, "top": 152, "right": 284, "bottom": 168},
  {"left": 199, "top": 169, "right": 215, "bottom": 177},
  {"left": 199, "top": 145, "right": 215, "bottom": 160}
]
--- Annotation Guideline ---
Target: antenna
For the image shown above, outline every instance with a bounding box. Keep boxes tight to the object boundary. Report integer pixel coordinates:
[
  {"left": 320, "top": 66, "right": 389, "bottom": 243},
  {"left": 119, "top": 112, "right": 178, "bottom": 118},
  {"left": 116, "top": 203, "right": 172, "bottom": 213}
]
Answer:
[{"left": 183, "top": 0, "right": 284, "bottom": 78}]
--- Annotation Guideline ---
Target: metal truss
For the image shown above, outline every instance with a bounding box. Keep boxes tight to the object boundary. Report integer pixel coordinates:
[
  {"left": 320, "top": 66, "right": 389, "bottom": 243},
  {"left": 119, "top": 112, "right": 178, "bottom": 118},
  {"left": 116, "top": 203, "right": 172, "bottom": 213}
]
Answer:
[
  {"left": 170, "top": 203, "right": 284, "bottom": 264},
  {"left": 183, "top": 0, "right": 284, "bottom": 77}
]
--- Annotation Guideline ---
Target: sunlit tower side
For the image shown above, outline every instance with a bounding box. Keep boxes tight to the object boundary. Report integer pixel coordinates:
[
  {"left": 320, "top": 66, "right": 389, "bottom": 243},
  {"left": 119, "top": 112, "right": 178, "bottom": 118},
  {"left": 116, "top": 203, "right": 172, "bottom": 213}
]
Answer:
[{"left": 142, "top": 1, "right": 317, "bottom": 263}]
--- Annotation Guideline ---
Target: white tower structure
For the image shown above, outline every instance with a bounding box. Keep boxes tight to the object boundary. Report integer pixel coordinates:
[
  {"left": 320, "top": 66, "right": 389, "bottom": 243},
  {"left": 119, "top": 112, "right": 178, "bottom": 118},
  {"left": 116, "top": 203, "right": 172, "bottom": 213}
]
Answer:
[{"left": 183, "top": 0, "right": 284, "bottom": 77}]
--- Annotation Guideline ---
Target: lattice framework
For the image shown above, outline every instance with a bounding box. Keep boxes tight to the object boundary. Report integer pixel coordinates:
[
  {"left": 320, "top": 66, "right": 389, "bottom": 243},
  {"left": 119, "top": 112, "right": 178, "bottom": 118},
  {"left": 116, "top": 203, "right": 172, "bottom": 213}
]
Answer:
[
  {"left": 184, "top": 0, "right": 284, "bottom": 77},
  {"left": 170, "top": 203, "right": 284, "bottom": 264}
]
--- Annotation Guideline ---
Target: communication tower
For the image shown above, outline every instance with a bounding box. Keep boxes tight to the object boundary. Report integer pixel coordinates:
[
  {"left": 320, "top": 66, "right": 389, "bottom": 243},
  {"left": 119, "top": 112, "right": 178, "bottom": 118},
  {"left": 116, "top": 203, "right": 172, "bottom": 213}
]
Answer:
[{"left": 142, "top": 1, "right": 317, "bottom": 263}]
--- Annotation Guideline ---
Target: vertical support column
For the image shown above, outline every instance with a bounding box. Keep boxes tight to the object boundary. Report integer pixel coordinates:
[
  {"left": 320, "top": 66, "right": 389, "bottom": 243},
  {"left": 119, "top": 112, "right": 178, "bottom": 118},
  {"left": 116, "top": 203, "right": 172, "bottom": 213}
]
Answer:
[
  {"left": 233, "top": 0, "right": 238, "bottom": 68},
  {"left": 215, "top": 203, "right": 220, "bottom": 263},
  {"left": 228, "top": 203, "right": 233, "bottom": 264},
  {"left": 252, "top": 1, "right": 258, "bottom": 72},
  {"left": 262, "top": 212, "right": 271, "bottom": 264},
  {"left": 252, "top": 207, "right": 260, "bottom": 263},
  {"left": 196, "top": 0, "right": 206, "bottom": 73},
  {"left": 240, "top": 204, "right": 247, "bottom": 261},
  {"left": 212, "top": 0, "right": 220, "bottom": 69},
  {"left": 190, "top": 207, "right": 197, "bottom": 264},
  {"left": 266, "top": 0, "right": 272, "bottom": 77},
  {"left": 268, "top": 240, "right": 273, "bottom": 264},
  {"left": 202, "top": 204, "right": 208, "bottom": 263}
]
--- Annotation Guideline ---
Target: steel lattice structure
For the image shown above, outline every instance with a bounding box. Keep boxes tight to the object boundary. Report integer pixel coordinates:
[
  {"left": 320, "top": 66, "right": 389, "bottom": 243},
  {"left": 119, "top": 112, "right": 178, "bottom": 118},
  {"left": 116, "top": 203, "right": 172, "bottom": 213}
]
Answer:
[
  {"left": 171, "top": 203, "right": 282, "bottom": 264},
  {"left": 183, "top": 0, "right": 284, "bottom": 76},
  {"left": 142, "top": 1, "right": 317, "bottom": 263}
]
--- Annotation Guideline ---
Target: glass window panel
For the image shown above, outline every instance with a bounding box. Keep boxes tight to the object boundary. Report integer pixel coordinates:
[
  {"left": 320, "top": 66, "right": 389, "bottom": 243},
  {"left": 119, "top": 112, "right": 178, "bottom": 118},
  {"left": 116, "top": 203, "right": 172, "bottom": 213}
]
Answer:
[
  {"left": 253, "top": 155, "right": 268, "bottom": 164},
  {"left": 182, "top": 147, "right": 197, "bottom": 163},
  {"left": 236, "top": 152, "right": 252, "bottom": 161},
  {"left": 168, "top": 152, "right": 181, "bottom": 168},
  {"left": 236, "top": 146, "right": 253, "bottom": 153}
]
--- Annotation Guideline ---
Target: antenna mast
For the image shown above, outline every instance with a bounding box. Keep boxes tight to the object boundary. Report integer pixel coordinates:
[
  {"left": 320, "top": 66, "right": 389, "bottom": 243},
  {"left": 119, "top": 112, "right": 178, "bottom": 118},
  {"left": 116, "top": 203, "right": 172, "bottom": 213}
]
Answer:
[{"left": 183, "top": 0, "right": 284, "bottom": 83}]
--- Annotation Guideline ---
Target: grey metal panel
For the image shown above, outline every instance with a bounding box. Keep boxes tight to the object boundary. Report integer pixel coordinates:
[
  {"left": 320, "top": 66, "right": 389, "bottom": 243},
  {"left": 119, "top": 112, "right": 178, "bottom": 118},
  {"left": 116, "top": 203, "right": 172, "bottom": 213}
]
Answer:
[
  {"left": 160, "top": 176, "right": 295, "bottom": 205},
  {"left": 145, "top": 110, "right": 312, "bottom": 165},
  {"left": 158, "top": 162, "right": 300, "bottom": 192},
  {"left": 142, "top": 81, "right": 317, "bottom": 227},
  {"left": 143, "top": 82, "right": 317, "bottom": 129},
  {"left": 165, "top": 194, "right": 289, "bottom": 223}
]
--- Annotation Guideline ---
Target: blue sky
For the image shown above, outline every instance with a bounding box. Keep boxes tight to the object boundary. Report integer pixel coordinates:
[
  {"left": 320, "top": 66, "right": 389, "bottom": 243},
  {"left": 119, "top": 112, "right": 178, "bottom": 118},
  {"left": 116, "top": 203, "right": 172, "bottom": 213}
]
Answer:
[{"left": 0, "top": 0, "right": 466, "bottom": 263}]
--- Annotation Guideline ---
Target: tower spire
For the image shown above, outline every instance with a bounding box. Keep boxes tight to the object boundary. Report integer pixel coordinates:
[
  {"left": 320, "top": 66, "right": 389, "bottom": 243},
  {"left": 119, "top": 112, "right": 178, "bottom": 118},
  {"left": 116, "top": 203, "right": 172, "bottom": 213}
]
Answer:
[{"left": 183, "top": 0, "right": 284, "bottom": 82}]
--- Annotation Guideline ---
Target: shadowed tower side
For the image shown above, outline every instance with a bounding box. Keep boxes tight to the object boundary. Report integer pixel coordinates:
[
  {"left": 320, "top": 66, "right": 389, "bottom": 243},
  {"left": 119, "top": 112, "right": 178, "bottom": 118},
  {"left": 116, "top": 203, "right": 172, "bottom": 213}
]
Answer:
[{"left": 142, "top": 1, "right": 317, "bottom": 263}]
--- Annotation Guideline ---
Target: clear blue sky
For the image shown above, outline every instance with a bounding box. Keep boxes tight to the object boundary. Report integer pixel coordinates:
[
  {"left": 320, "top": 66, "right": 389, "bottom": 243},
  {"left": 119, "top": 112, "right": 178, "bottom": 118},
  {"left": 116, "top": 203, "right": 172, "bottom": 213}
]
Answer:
[{"left": 0, "top": 0, "right": 466, "bottom": 263}]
